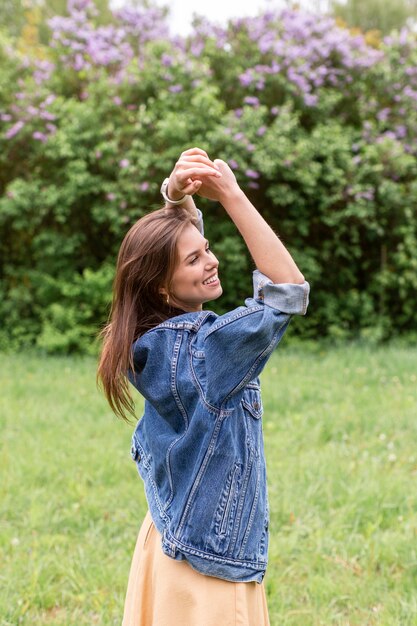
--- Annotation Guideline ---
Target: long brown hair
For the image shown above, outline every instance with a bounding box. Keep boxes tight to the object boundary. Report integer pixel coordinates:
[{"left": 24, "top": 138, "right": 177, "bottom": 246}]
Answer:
[{"left": 97, "top": 206, "right": 198, "bottom": 421}]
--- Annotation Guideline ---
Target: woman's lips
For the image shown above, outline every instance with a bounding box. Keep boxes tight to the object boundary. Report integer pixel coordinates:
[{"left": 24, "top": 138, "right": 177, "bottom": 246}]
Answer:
[{"left": 204, "top": 277, "right": 220, "bottom": 287}]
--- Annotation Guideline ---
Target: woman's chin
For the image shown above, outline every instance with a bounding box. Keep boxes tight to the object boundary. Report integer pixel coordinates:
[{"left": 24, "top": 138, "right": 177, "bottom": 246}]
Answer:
[{"left": 203, "top": 285, "right": 223, "bottom": 303}]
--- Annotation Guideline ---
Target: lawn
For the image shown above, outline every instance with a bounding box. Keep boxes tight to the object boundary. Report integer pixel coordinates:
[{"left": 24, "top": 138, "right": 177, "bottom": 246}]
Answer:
[{"left": 1, "top": 342, "right": 417, "bottom": 625}]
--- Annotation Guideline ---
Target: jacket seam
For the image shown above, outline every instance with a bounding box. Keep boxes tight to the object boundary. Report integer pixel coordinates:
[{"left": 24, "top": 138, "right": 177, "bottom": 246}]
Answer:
[
  {"left": 188, "top": 337, "right": 225, "bottom": 416},
  {"left": 221, "top": 315, "right": 291, "bottom": 405},
  {"left": 171, "top": 331, "right": 189, "bottom": 429},
  {"left": 177, "top": 412, "right": 226, "bottom": 536},
  {"left": 204, "top": 305, "right": 264, "bottom": 339},
  {"left": 165, "top": 531, "right": 267, "bottom": 568}
]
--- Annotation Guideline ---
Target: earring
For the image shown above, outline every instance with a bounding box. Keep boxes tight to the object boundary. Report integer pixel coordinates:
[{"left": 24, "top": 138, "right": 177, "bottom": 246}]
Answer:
[{"left": 166, "top": 294, "right": 170, "bottom": 306}]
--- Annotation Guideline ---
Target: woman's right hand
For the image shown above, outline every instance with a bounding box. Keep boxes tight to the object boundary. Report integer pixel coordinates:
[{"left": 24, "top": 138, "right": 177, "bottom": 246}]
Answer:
[
  {"left": 196, "top": 159, "right": 241, "bottom": 203},
  {"left": 167, "top": 147, "right": 222, "bottom": 201}
]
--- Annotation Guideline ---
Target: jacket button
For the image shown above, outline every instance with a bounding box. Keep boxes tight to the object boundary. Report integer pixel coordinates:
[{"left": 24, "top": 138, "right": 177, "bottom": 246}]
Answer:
[
  {"left": 130, "top": 445, "right": 140, "bottom": 462},
  {"left": 253, "top": 401, "right": 260, "bottom": 411}
]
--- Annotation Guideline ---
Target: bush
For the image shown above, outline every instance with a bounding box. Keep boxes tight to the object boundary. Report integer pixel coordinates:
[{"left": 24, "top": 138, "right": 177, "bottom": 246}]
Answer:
[{"left": 0, "top": 2, "right": 416, "bottom": 352}]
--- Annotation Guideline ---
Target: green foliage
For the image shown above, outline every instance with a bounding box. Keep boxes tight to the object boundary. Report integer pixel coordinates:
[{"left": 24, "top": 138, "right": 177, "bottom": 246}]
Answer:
[
  {"left": 331, "top": 0, "right": 417, "bottom": 35},
  {"left": 0, "top": 5, "right": 417, "bottom": 352}
]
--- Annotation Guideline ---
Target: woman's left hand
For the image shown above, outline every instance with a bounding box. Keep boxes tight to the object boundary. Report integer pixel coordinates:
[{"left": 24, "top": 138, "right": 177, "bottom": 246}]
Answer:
[{"left": 167, "top": 147, "right": 222, "bottom": 201}]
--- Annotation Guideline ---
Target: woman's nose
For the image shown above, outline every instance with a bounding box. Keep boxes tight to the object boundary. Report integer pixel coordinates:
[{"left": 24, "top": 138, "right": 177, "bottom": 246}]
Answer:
[{"left": 206, "top": 253, "right": 218, "bottom": 267}]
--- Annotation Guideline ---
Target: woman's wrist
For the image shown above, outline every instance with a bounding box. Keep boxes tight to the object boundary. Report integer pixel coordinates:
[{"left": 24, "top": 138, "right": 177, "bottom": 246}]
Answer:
[
  {"left": 219, "top": 186, "right": 246, "bottom": 208},
  {"left": 167, "top": 179, "right": 186, "bottom": 202}
]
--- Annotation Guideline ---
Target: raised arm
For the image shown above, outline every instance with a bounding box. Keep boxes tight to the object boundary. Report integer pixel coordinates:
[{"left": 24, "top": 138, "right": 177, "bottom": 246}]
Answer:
[{"left": 198, "top": 160, "right": 305, "bottom": 285}]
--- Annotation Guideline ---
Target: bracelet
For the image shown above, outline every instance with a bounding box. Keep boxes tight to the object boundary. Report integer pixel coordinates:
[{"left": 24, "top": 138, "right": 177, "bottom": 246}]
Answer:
[{"left": 160, "top": 177, "right": 189, "bottom": 205}]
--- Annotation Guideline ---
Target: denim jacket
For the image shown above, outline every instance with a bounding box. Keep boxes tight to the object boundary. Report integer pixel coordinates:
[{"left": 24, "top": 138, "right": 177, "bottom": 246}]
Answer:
[{"left": 129, "top": 209, "right": 310, "bottom": 583}]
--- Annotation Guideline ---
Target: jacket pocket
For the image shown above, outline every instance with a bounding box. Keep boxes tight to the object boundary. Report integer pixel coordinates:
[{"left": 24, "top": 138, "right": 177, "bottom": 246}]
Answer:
[{"left": 241, "top": 387, "right": 263, "bottom": 420}]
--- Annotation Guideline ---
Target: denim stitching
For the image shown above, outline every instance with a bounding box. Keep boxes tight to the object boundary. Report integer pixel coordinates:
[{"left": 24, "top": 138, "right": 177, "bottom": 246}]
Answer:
[
  {"left": 171, "top": 331, "right": 189, "bottom": 429},
  {"left": 238, "top": 454, "right": 261, "bottom": 558},
  {"left": 221, "top": 315, "right": 291, "bottom": 404},
  {"left": 177, "top": 412, "right": 226, "bottom": 536},
  {"left": 188, "top": 338, "right": 225, "bottom": 416},
  {"left": 163, "top": 332, "right": 190, "bottom": 510},
  {"left": 204, "top": 305, "right": 264, "bottom": 339},
  {"left": 164, "top": 531, "right": 267, "bottom": 568},
  {"left": 135, "top": 439, "right": 170, "bottom": 525},
  {"left": 227, "top": 447, "right": 255, "bottom": 557}
]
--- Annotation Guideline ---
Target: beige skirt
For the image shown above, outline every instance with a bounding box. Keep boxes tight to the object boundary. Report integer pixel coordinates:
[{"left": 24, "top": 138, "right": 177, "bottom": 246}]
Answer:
[{"left": 122, "top": 510, "right": 270, "bottom": 626}]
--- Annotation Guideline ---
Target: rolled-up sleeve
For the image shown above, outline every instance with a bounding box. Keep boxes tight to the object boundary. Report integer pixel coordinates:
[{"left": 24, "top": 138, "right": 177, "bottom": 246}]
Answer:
[
  {"left": 253, "top": 270, "right": 310, "bottom": 315},
  {"left": 202, "top": 272, "right": 310, "bottom": 405}
]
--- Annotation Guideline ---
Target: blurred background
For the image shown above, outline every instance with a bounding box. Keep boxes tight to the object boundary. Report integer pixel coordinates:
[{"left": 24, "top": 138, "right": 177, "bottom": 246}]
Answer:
[
  {"left": 1, "top": 0, "right": 417, "bottom": 352},
  {"left": 1, "top": 2, "right": 417, "bottom": 625}
]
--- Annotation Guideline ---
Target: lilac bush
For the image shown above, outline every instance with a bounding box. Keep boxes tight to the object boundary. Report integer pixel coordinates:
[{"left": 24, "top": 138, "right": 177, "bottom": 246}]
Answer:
[{"left": 0, "top": 1, "right": 416, "bottom": 350}]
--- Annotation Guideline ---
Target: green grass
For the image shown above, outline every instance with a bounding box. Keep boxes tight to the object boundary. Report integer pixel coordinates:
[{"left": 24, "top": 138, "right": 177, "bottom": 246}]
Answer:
[{"left": 1, "top": 343, "right": 417, "bottom": 625}]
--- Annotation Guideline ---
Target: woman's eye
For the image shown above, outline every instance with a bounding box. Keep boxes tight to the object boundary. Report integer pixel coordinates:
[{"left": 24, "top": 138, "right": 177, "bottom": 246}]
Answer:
[{"left": 190, "top": 247, "right": 211, "bottom": 265}]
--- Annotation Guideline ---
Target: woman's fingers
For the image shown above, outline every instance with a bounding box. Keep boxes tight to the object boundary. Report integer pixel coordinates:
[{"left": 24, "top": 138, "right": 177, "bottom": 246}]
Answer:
[
  {"left": 180, "top": 147, "right": 209, "bottom": 160},
  {"left": 176, "top": 167, "right": 222, "bottom": 185},
  {"left": 168, "top": 149, "right": 222, "bottom": 197},
  {"left": 180, "top": 180, "right": 202, "bottom": 195},
  {"left": 177, "top": 155, "right": 221, "bottom": 171}
]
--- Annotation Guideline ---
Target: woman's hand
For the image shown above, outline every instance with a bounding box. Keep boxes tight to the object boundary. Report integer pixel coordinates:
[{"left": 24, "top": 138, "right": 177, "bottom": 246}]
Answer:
[
  {"left": 196, "top": 159, "right": 241, "bottom": 203},
  {"left": 167, "top": 147, "right": 222, "bottom": 201}
]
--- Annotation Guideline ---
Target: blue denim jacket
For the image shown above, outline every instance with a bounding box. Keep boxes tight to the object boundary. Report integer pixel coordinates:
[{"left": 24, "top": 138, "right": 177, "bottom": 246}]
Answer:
[{"left": 129, "top": 210, "right": 310, "bottom": 583}]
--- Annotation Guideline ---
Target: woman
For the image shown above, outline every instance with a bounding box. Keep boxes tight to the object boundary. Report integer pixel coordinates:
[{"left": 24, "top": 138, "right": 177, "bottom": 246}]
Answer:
[{"left": 97, "top": 147, "right": 310, "bottom": 625}]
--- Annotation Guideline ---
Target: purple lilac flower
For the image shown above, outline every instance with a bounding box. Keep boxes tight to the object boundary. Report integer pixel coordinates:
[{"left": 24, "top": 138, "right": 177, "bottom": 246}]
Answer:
[
  {"left": 376, "top": 108, "right": 390, "bottom": 122},
  {"left": 169, "top": 84, "right": 183, "bottom": 93},
  {"left": 257, "top": 126, "right": 267, "bottom": 136},
  {"left": 245, "top": 169, "right": 260, "bottom": 179},
  {"left": 244, "top": 96, "right": 260, "bottom": 107},
  {"left": 106, "top": 192, "right": 116, "bottom": 201},
  {"left": 113, "top": 96, "right": 122, "bottom": 106},
  {"left": 33, "top": 131, "right": 48, "bottom": 142},
  {"left": 190, "top": 40, "right": 204, "bottom": 57},
  {"left": 304, "top": 94, "right": 318, "bottom": 107},
  {"left": 239, "top": 71, "right": 253, "bottom": 87},
  {"left": 5, "top": 120, "right": 25, "bottom": 139},
  {"left": 248, "top": 182, "right": 259, "bottom": 189},
  {"left": 39, "top": 111, "right": 56, "bottom": 121},
  {"left": 228, "top": 159, "right": 239, "bottom": 169},
  {"left": 140, "top": 182, "right": 149, "bottom": 191},
  {"left": 161, "top": 53, "right": 173, "bottom": 67},
  {"left": 119, "top": 159, "right": 130, "bottom": 168}
]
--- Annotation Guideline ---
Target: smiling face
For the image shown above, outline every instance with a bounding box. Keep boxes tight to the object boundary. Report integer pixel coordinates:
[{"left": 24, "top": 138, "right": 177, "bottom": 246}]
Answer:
[{"left": 161, "top": 223, "right": 222, "bottom": 312}]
